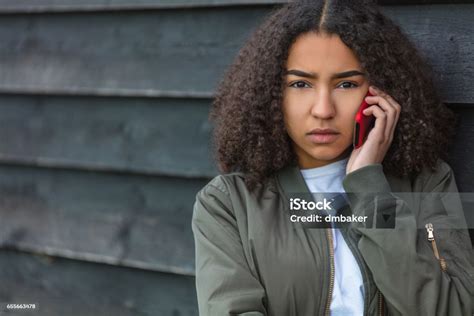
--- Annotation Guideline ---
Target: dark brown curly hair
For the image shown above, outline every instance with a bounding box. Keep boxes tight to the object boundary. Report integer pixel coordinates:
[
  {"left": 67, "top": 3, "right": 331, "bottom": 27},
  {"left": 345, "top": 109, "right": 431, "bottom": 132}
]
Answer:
[{"left": 210, "top": 0, "right": 456, "bottom": 191}]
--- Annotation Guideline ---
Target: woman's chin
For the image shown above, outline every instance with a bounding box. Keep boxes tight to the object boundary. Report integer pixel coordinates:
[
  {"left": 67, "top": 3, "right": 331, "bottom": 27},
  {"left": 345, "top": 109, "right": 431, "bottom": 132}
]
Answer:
[{"left": 305, "top": 146, "right": 352, "bottom": 162}]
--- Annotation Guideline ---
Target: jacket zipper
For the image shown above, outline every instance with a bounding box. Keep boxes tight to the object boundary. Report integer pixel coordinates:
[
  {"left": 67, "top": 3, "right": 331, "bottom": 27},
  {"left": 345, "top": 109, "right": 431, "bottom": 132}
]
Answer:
[
  {"left": 339, "top": 226, "right": 370, "bottom": 316},
  {"left": 425, "top": 223, "right": 447, "bottom": 272},
  {"left": 377, "top": 290, "right": 384, "bottom": 316},
  {"left": 325, "top": 228, "right": 335, "bottom": 316}
]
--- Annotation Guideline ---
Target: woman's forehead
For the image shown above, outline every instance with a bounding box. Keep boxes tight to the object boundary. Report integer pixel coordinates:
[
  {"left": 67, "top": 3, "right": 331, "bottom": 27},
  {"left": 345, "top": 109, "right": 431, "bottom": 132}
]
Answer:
[{"left": 286, "top": 32, "right": 362, "bottom": 73}]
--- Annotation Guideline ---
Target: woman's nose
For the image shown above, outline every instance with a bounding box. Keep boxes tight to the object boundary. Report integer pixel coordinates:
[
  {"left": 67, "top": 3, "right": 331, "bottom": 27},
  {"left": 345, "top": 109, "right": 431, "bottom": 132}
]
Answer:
[{"left": 310, "top": 91, "right": 336, "bottom": 119}]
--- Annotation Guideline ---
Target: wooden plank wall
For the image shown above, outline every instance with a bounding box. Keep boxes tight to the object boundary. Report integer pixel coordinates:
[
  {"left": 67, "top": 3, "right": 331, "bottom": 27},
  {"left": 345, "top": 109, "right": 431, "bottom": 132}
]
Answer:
[{"left": 0, "top": 1, "right": 472, "bottom": 315}]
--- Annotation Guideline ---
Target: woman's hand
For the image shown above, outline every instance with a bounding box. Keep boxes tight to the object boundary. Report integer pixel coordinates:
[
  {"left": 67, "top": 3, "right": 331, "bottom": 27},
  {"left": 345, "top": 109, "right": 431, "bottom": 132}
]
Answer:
[{"left": 346, "top": 86, "right": 401, "bottom": 174}]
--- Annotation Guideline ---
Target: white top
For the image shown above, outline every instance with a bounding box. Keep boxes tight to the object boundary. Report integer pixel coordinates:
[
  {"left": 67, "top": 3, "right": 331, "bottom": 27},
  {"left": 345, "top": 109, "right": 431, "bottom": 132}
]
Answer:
[{"left": 300, "top": 158, "right": 365, "bottom": 316}]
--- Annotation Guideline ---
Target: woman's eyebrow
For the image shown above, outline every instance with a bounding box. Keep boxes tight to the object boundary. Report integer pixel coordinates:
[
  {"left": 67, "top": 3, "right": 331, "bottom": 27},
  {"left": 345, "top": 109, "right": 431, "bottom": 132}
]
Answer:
[{"left": 284, "top": 69, "right": 366, "bottom": 79}]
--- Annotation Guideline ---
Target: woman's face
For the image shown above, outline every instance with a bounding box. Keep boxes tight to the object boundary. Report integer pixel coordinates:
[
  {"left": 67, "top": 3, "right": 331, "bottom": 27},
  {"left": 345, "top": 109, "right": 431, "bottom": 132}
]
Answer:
[{"left": 282, "top": 31, "right": 369, "bottom": 169}]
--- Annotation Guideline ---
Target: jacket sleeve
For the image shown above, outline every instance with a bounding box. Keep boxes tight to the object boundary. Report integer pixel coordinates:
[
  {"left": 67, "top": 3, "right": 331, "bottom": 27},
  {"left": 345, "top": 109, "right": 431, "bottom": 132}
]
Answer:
[
  {"left": 342, "top": 162, "right": 474, "bottom": 316},
  {"left": 191, "top": 176, "right": 268, "bottom": 316}
]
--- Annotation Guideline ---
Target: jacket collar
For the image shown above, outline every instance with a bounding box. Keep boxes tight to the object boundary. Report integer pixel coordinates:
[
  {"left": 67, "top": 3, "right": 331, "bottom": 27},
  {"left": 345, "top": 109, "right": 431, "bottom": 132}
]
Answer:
[{"left": 276, "top": 163, "right": 311, "bottom": 199}]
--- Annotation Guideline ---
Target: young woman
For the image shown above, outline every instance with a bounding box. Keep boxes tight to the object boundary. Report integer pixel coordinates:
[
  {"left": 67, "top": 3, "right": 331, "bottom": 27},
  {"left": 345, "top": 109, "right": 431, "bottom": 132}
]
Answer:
[{"left": 192, "top": 0, "right": 473, "bottom": 315}]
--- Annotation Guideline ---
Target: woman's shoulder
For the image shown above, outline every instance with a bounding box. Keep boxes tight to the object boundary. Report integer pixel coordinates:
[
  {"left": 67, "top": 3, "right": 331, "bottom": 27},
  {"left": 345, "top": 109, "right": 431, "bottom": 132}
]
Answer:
[
  {"left": 198, "top": 171, "right": 277, "bottom": 198},
  {"left": 193, "top": 172, "right": 279, "bottom": 225},
  {"left": 195, "top": 172, "right": 280, "bottom": 218},
  {"left": 427, "top": 158, "right": 453, "bottom": 176},
  {"left": 197, "top": 172, "right": 246, "bottom": 198},
  {"left": 380, "top": 158, "right": 455, "bottom": 193},
  {"left": 407, "top": 158, "right": 457, "bottom": 193}
]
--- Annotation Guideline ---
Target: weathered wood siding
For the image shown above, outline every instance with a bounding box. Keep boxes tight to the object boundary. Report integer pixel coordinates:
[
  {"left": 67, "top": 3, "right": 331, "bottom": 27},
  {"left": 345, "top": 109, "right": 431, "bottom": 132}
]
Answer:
[{"left": 0, "top": 1, "right": 472, "bottom": 315}]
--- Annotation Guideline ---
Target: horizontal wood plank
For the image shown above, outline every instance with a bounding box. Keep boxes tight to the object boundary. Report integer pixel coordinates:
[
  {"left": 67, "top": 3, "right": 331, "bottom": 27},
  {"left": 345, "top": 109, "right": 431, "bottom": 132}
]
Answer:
[
  {"left": 0, "top": 7, "right": 264, "bottom": 99},
  {"left": 0, "top": 165, "right": 209, "bottom": 275},
  {"left": 0, "top": 0, "right": 472, "bottom": 13},
  {"left": 0, "top": 5, "right": 472, "bottom": 102},
  {"left": 0, "top": 95, "right": 217, "bottom": 178},
  {"left": 0, "top": 249, "right": 198, "bottom": 315}
]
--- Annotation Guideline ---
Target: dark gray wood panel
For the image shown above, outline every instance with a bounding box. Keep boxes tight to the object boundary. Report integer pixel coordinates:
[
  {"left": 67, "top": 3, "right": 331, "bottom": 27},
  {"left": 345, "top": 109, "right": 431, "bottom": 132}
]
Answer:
[
  {"left": 0, "top": 7, "right": 265, "bottom": 99},
  {"left": 0, "top": 249, "right": 198, "bottom": 315},
  {"left": 0, "top": 95, "right": 216, "bottom": 178},
  {"left": 0, "top": 165, "right": 210, "bottom": 275},
  {"left": 0, "top": 5, "right": 472, "bottom": 102},
  {"left": 384, "top": 5, "right": 474, "bottom": 104},
  {"left": 0, "top": 0, "right": 472, "bottom": 13},
  {"left": 447, "top": 104, "right": 474, "bottom": 193}
]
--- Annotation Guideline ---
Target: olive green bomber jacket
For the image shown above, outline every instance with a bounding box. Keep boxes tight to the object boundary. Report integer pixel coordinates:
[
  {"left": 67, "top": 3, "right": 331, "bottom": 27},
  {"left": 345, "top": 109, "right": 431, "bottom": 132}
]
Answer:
[{"left": 191, "top": 160, "right": 474, "bottom": 315}]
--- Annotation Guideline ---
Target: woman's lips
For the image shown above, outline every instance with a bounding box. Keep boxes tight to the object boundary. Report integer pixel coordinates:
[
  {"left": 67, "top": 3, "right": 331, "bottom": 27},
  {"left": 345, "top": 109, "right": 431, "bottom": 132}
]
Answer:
[{"left": 307, "top": 133, "right": 339, "bottom": 144}]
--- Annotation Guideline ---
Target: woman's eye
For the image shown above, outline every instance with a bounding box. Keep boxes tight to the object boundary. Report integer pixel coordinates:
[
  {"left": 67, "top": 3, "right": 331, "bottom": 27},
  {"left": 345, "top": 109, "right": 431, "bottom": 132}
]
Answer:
[
  {"left": 338, "top": 81, "right": 358, "bottom": 89},
  {"left": 289, "top": 81, "right": 311, "bottom": 89}
]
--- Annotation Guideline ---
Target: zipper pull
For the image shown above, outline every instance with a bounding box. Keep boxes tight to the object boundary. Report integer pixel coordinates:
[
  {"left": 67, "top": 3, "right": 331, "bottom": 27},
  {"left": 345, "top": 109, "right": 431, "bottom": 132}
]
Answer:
[
  {"left": 425, "top": 223, "right": 434, "bottom": 241},
  {"left": 425, "top": 222, "right": 447, "bottom": 272}
]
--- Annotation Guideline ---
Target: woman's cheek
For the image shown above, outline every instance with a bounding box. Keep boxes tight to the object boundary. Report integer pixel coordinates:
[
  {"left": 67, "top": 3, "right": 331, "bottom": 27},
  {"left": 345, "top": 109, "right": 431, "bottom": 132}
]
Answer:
[{"left": 343, "top": 124, "right": 355, "bottom": 146}]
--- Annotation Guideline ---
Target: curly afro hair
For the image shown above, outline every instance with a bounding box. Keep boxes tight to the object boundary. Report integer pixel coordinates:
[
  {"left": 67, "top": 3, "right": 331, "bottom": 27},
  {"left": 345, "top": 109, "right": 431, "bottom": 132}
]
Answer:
[{"left": 210, "top": 0, "right": 456, "bottom": 191}]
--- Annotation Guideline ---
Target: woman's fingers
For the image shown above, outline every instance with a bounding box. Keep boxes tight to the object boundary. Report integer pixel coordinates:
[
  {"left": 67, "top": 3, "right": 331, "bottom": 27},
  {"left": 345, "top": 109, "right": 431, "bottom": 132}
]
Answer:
[
  {"left": 366, "top": 86, "right": 401, "bottom": 143},
  {"left": 346, "top": 87, "right": 401, "bottom": 171},
  {"left": 370, "top": 86, "right": 401, "bottom": 121},
  {"left": 362, "top": 105, "right": 388, "bottom": 145},
  {"left": 365, "top": 96, "right": 396, "bottom": 142}
]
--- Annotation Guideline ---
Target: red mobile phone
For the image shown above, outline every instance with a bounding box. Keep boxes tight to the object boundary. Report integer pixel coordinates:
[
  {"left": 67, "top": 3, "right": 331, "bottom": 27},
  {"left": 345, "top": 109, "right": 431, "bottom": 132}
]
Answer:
[{"left": 353, "top": 91, "right": 375, "bottom": 149}]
